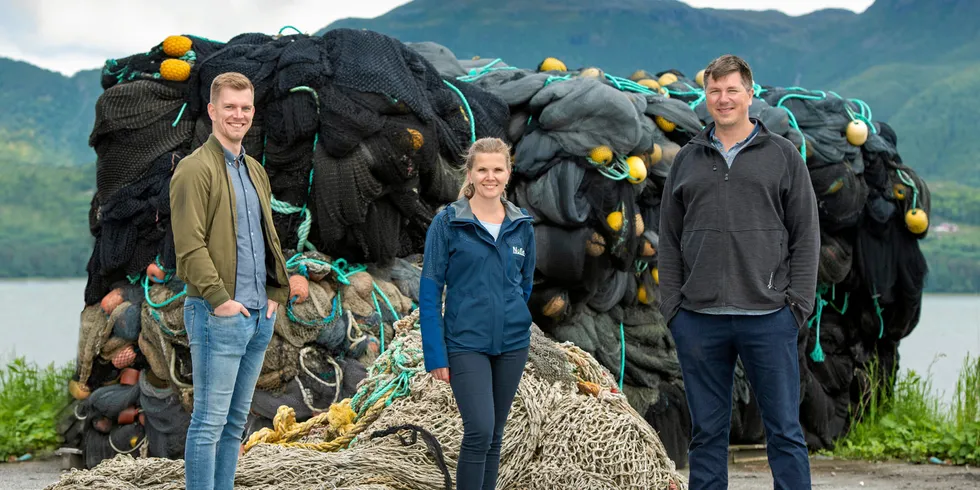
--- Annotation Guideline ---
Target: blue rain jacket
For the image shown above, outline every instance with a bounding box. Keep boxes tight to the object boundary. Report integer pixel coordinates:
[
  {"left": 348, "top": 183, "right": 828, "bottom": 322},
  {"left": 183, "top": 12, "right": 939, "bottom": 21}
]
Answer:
[{"left": 419, "top": 197, "right": 536, "bottom": 372}]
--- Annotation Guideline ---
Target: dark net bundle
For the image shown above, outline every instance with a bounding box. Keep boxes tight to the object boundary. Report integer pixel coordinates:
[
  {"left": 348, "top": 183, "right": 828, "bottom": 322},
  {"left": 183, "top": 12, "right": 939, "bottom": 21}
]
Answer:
[
  {"left": 138, "top": 371, "right": 191, "bottom": 459},
  {"left": 321, "top": 28, "right": 482, "bottom": 164},
  {"left": 84, "top": 152, "right": 180, "bottom": 305},
  {"left": 90, "top": 80, "right": 194, "bottom": 203}
]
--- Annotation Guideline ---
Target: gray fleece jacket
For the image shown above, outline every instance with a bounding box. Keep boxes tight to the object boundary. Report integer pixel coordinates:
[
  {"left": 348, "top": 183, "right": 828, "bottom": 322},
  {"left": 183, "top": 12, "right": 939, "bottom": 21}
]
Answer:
[{"left": 658, "top": 118, "right": 820, "bottom": 329}]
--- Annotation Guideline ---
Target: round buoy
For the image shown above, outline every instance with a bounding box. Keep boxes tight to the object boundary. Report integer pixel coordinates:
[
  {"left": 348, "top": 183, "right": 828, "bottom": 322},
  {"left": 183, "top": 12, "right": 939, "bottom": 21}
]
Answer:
[
  {"left": 407, "top": 128, "right": 424, "bottom": 150},
  {"left": 606, "top": 211, "right": 624, "bottom": 232},
  {"left": 543, "top": 295, "right": 567, "bottom": 318},
  {"left": 638, "top": 285, "right": 650, "bottom": 304},
  {"left": 112, "top": 345, "right": 136, "bottom": 369},
  {"left": 634, "top": 213, "right": 645, "bottom": 236},
  {"left": 905, "top": 208, "right": 929, "bottom": 234},
  {"left": 641, "top": 240, "right": 656, "bottom": 257},
  {"left": 160, "top": 59, "right": 191, "bottom": 82},
  {"left": 289, "top": 274, "right": 310, "bottom": 304},
  {"left": 586, "top": 232, "right": 606, "bottom": 257},
  {"left": 892, "top": 183, "right": 908, "bottom": 200},
  {"left": 652, "top": 268, "right": 659, "bottom": 285},
  {"left": 655, "top": 115, "right": 676, "bottom": 132},
  {"left": 69, "top": 379, "right": 91, "bottom": 400},
  {"left": 696, "top": 69, "right": 705, "bottom": 87},
  {"left": 626, "top": 156, "right": 647, "bottom": 184},
  {"left": 589, "top": 145, "right": 613, "bottom": 166},
  {"left": 637, "top": 79, "right": 661, "bottom": 91},
  {"left": 539, "top": 57, "right": 567, "bottom": 72},
  {"left": 147, "top": 262, "right": 166, "bottom": 283},
  {"left": 630, "top": 69, "right": 653, "bottom": 81},
  {"left": 846, "top": 120, "right": 868, "bottom": 146},
  {"left": 162, "top": 35, "right": 193, "bottom": 57},
  {"left": 658, "top": 72, "right": 678, "bottom": 87},
  {"left": 649, "top": 143, "right": 663, "bottom": 165},
  {"left": 101, "top": 288, "right": 124, "bottom": 315},
  {"left": 580, "top": 67, "right": 603, "bottom": 78}
]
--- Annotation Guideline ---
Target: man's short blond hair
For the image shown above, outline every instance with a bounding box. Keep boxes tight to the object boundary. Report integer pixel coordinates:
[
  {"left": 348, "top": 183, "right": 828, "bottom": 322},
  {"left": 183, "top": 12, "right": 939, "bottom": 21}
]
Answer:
[{"left": 209, "top": 72, "right": 254, "bottom": 104}]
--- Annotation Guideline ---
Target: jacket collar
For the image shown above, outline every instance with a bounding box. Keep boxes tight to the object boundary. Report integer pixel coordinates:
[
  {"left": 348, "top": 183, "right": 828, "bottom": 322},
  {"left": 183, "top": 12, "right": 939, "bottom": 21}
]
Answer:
[
  {"left": 449, "top": 196, "right": 530, "bottom": 224},
  {"left": 692, "top": 116, "right": 771, "bottom": 149}
]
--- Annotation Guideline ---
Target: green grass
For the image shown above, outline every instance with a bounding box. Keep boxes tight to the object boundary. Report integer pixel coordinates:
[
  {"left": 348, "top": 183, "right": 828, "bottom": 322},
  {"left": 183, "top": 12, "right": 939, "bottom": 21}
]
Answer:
[
  {"left": 831, "top": 354, "right": 980, "bottom": 465},
  {"left": 0, "top": 357, "right": 75, "bottom": 460}
]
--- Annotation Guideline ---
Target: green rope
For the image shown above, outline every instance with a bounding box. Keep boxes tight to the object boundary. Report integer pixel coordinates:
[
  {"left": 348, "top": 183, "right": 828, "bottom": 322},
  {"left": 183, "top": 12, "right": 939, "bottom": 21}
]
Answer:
[
  {"left": 142, "top": 275, "right": 187, "bottom": 309},
  {"left": 441, "top": 80, "right": 476, "bottom": 144},
  {"left": 618, "top": 322, "right": 625, "bottom": 391},
  {"left": 773, "top": 90, "right": 827, "bottom": 162},
  {"left": 586, "top": 154, "right": 631, "bottom": 181},
  {"left": 372, "top": 291, "right": 386, "bottom": 353},
  {"left": 873, "top": 294, "right": 885, "bottom": 339},
  {"left": 807, "top": 290, "right": 827, "bottom": 363},
  {"left": 172, "top": 102, "right": 187, "bottom": 127},
  {"left": 263, "top": 86, "right": 320, "bottom": 252},
  {"left": 455, "top": 58, "right": 518, "bottom": 82},
  {"left": 286, "top": 292, "right": 341, "bottom": 327},
  {"left": 896, "top": 168, "right": 920, "bottom": 210},
  {"left": 278, "top": 25, "right": 303, "bottom": 35}
]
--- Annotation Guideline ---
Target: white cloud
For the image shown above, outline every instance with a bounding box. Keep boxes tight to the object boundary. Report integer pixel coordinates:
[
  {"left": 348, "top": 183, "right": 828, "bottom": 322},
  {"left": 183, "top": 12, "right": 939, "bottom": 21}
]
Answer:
[
  {"left": 1, "top": 0, "right": 411, "bottom": 75},
  {"left": 680, "top": 0, "right": 875, "bottom": 16}
]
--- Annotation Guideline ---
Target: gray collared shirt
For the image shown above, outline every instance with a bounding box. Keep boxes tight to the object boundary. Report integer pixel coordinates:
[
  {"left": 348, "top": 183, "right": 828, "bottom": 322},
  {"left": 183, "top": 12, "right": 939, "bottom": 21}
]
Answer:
[
  {"left": 710, "top": 121, "right": 761, "bottom": 168},
  {"left": 223, "top": 145, "right": 267, "bottom": 309}
]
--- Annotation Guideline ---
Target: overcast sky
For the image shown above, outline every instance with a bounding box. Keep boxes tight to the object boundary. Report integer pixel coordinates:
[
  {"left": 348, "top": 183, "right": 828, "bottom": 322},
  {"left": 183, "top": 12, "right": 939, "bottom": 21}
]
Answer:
[{"left": 1, "top": 0, "right": 875, "bottom": 76}]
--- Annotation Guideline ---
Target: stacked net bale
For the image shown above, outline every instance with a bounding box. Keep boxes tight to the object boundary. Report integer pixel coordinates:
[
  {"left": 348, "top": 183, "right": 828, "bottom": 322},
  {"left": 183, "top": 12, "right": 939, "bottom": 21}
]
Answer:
[{"left": 47, "top": 310, "right": 687, "bottom": 490}]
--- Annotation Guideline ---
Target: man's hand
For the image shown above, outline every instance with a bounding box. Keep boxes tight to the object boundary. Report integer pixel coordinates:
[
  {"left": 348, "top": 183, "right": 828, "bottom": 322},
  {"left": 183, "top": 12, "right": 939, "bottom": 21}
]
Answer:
[
  {"left": 430, "top": 367, "right": 450, "bottom": 383},
  {"left": 214, "top": 299, "right": 249, "bottom": 317},
  {"left": 266, "top": 299, "right": 278, "bottom": 319}
]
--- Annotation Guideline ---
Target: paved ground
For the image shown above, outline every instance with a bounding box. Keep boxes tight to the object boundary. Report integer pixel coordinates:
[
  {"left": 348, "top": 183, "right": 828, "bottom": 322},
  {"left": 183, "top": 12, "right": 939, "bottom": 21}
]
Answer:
[{"left": 3, "top": 454, "right": 978, "bottom": 489}]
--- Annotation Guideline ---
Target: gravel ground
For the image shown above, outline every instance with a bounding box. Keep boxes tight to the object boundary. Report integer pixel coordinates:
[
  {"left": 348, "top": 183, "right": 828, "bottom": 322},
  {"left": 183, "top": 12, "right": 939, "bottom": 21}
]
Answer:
[{"left": 2, "top": 454, "right": 978, "bottom": 489}]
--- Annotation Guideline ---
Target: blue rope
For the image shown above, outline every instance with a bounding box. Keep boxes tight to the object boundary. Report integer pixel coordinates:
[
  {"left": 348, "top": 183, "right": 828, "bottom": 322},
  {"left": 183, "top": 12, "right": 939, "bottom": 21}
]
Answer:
[{"left": 618, "top": 322, "right": 626, "bottom": 391}]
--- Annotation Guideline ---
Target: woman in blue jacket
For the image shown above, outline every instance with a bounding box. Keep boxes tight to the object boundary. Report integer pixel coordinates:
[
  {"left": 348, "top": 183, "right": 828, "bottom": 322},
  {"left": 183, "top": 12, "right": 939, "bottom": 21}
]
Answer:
[{"left": 419, "top": 137, "right": 536, "bottom": 490}]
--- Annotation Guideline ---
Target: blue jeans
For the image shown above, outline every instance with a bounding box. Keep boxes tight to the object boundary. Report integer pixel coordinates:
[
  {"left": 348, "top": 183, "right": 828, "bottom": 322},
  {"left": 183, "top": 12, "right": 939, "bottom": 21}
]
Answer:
[
  {"left": 183, "top": 296, "right": 275, "bottom": 490},
  {"left": 669, "top": 307, "right": 811, "bottom": 490},
  {"left": 448, "top": 347, "right": 529, "bottom": 490}
]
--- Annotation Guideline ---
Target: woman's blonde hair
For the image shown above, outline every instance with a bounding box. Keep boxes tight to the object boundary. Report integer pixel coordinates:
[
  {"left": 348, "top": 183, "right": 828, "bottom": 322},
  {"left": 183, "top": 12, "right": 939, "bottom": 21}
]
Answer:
[{"left": 458, "top": 137, "right": 513, "bottom": 199}]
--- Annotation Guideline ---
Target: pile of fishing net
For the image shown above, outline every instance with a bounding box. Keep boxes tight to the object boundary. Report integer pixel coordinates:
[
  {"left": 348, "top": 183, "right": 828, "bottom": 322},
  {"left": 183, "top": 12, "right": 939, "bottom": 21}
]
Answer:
[
  {"left": 62, "top": 249, "right": 422, "bottom": 468},
  {"left": 415, "top": 47, "right": 933, "bottom": 455},
  {"left": 48, "top": 309, "right": 687, "bottom": 490},
  {"left": 66, "top": 26, "right": 509, "bottom": 470}
]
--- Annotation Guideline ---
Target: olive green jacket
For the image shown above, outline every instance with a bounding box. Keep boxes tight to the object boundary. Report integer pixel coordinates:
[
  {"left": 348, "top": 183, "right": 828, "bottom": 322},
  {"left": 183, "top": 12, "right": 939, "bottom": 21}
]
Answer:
[{"left": 170, "top": 134, "right": 289, "bottom": 309}]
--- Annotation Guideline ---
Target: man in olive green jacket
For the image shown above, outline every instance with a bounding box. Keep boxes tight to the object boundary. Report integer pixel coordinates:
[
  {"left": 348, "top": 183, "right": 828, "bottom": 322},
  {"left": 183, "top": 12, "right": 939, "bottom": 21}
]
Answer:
[{"left": 170, "top": 72, "right": 289, "bottom": 490}]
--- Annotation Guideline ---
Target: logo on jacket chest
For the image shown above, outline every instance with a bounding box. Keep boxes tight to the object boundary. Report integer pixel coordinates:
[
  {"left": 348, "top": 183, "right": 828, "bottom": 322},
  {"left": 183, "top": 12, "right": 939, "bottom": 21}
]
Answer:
[{"left": 512, "top": 246, "right": 525, "bottom": 257}]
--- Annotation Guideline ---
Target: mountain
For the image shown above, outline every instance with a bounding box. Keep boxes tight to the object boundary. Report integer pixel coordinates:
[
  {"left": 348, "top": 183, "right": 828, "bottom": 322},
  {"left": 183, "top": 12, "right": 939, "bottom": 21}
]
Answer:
[{"left": 0, "top": 58, "right": 101, "bottom": 166}]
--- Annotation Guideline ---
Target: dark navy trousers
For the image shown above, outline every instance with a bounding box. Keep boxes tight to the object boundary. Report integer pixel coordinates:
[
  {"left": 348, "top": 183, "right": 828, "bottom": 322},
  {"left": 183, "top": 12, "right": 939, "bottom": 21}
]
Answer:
[
  {"left": 670, "top": 306, "right": 811, "bottom": 490},
  {"left": 448, "top": 347, "right": 529, "bottom": 490}
]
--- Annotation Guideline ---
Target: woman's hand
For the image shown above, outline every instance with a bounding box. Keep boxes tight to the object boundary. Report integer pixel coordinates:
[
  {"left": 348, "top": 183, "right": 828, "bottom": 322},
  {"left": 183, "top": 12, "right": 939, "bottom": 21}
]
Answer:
[{"left": 430, "top": 367, "right": 450, "bottom": 383}]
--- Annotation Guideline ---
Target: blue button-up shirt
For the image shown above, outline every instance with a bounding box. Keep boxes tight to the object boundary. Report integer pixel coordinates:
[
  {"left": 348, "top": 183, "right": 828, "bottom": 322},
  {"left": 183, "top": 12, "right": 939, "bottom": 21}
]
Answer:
[{"left": 223, "top": 145, "right": 267, "bottom": 309}]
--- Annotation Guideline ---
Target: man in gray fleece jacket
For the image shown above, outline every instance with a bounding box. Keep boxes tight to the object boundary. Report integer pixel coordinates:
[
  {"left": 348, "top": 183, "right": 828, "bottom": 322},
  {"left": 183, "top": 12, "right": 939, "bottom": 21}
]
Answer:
[{"left": 659, "top": 54, "right": 819, "bottom": 489}]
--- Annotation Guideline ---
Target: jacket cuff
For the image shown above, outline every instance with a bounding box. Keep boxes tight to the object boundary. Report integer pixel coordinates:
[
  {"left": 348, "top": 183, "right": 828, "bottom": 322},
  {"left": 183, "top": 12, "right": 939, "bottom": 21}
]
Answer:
[{"left": 205, "top": 287, "right": 231, "bottom": 311}]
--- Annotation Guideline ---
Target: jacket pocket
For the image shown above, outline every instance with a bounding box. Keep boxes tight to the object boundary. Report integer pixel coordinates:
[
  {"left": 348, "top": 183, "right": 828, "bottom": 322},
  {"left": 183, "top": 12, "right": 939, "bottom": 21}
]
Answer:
[
  {"left": 445, "top": 292, "right": 492, "bottom": 349},
  {"left": 679, "top": 229, "right": 721, "bottom": 304},
  {"left": 728, "top": 229, "right": 787, "bottom": 306}
]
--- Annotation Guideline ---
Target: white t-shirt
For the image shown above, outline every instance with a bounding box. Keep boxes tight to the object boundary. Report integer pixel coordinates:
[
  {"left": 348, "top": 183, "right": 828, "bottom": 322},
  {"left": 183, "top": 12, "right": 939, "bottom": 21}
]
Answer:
[{"left": 480, "top": 220, "right": 502, "bottom": 241}]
